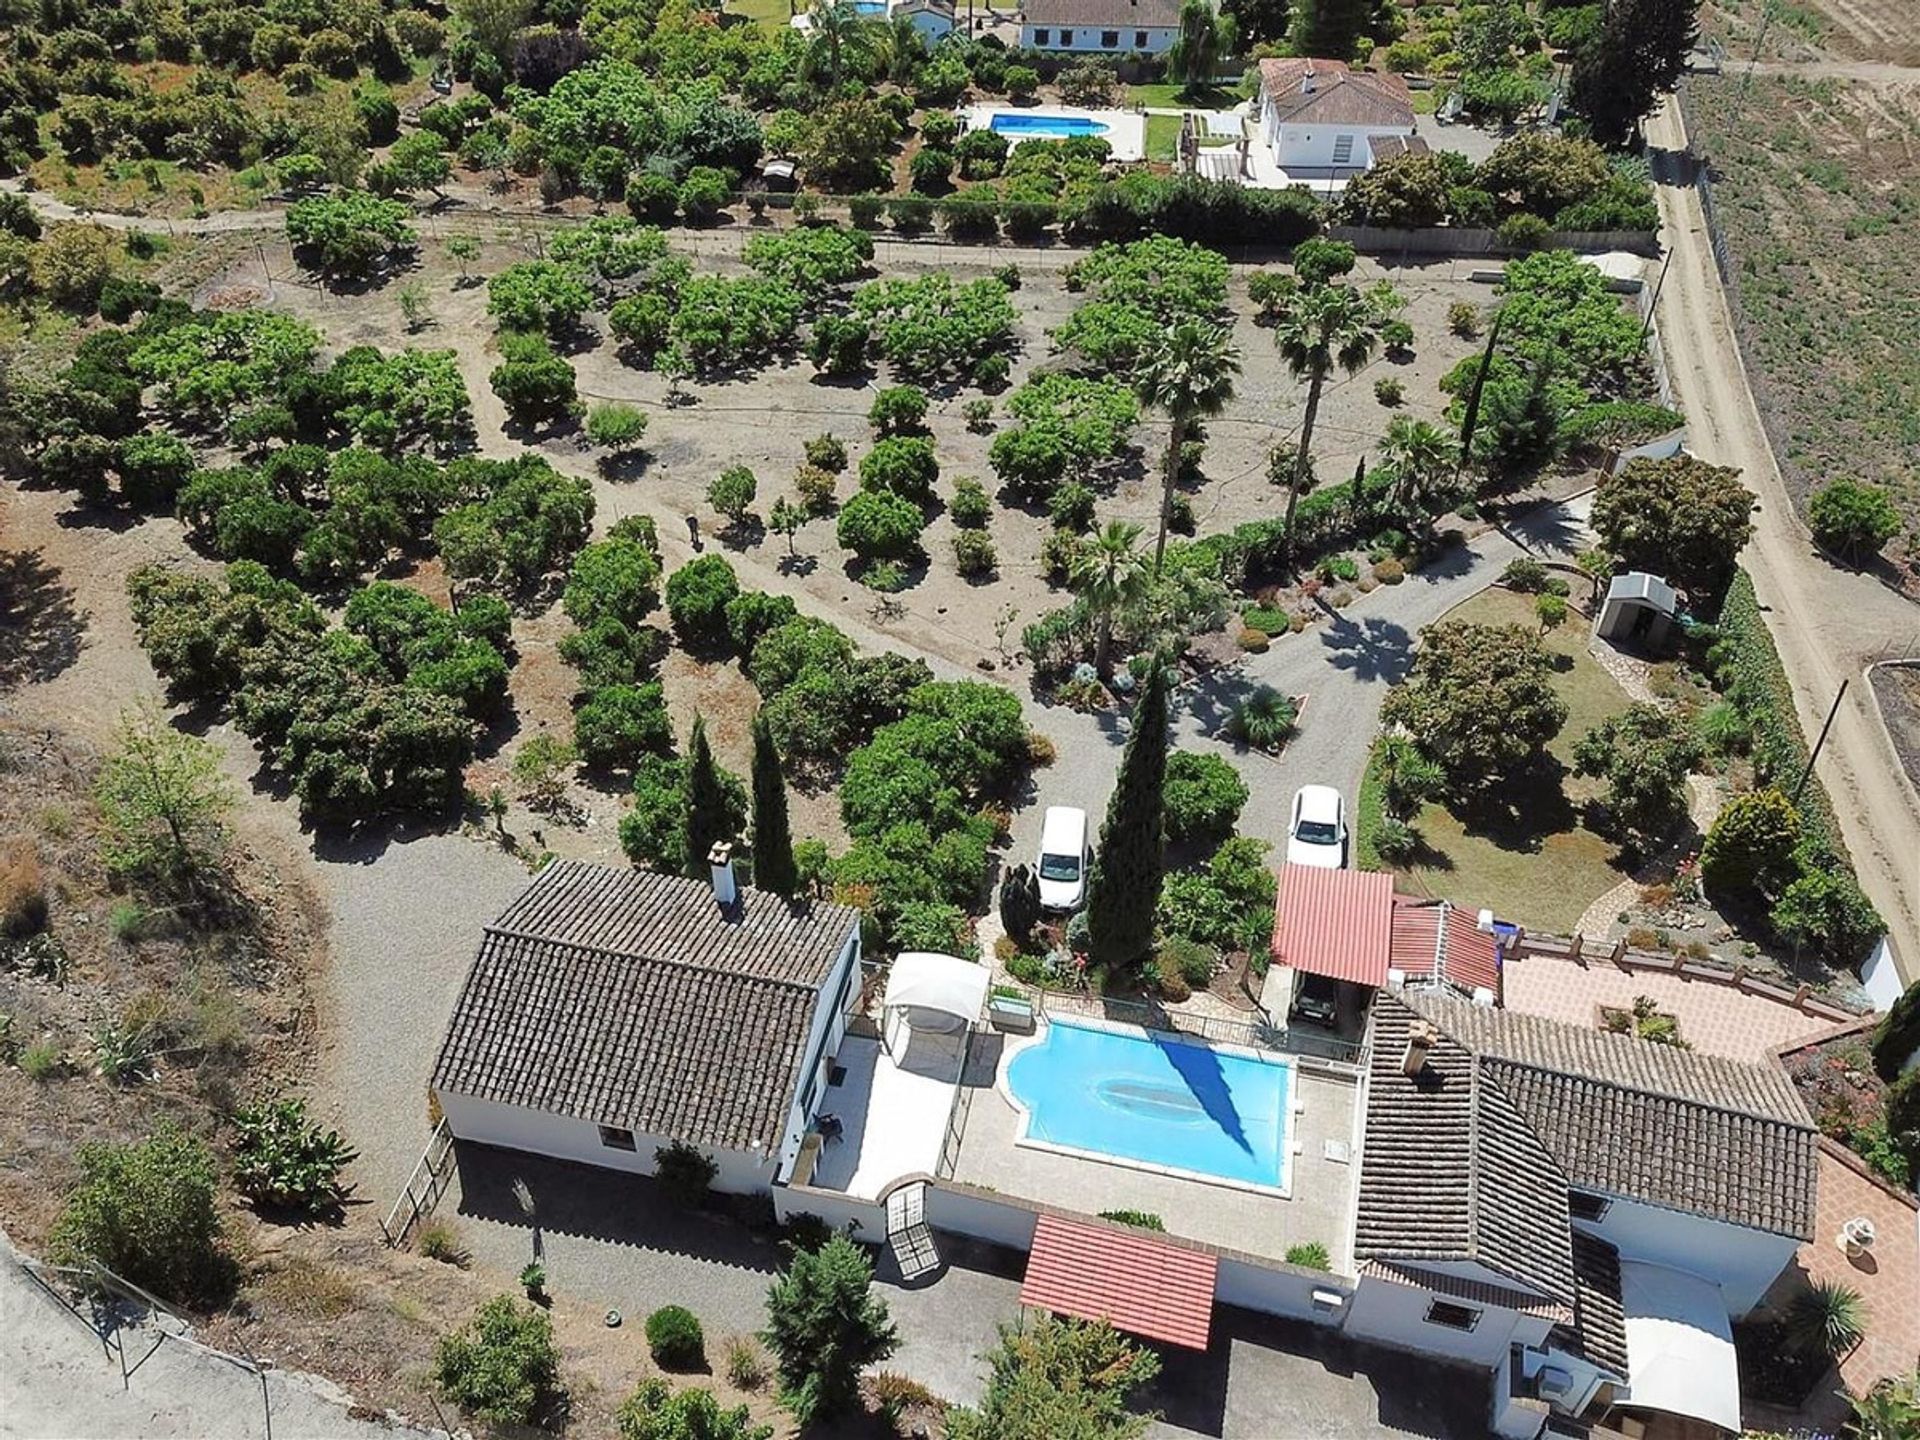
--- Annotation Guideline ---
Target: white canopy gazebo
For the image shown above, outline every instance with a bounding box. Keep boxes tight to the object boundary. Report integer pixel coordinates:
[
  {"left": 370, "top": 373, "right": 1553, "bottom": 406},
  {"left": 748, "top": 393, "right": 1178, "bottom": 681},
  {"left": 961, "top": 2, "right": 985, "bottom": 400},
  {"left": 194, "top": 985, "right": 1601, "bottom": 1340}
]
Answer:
[{"left": 881, "top": 952, "right": 990, "bottom": 1053}]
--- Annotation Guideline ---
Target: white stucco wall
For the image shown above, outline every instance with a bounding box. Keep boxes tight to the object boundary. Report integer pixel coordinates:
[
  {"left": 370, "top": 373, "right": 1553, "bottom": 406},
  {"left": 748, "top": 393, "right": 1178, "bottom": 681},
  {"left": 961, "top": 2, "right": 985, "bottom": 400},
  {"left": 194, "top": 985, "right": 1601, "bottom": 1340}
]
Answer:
[
  {"left": 771, "top": 1183, "right": 887, "bottom": 1241},
  {"left": 774, "top": 931, "right": 862, "bottom": 1180},
  {"left": 438, "top": 1092, "right": 776, "bottom": 1195},
  {"left": 897, "top": 5, "right": 953, "bottom": 42},
  {"left": 1572, "top": 1198, "right": 1798, "bottom": 1318},
  {"left": 1018, "top": 21, "right": 1175, "bottom": 52},
  {"left": 1342, "top": 1274, "right": 1553, "bottom": 1369},
  {"left": 1257, "top": 95, "right": 1412, "bottom": 170}
]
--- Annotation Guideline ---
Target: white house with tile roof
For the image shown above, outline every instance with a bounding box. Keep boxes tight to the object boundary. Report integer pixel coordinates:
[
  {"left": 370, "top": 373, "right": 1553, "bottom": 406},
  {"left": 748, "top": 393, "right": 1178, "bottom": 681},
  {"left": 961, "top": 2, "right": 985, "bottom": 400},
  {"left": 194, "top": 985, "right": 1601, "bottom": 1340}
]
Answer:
[
  {"left": 1345, "top": 991, "right": 1818, "bottom": 1436},
  {"left": 1254, "top": 57, "right": 1417, "bottom": 175},
  {"left": 431, "top": 858, "right": 863, "bottom": 1196},
  {"left": 1018, "top": 0, "right": 1180, "bottom": 54}
]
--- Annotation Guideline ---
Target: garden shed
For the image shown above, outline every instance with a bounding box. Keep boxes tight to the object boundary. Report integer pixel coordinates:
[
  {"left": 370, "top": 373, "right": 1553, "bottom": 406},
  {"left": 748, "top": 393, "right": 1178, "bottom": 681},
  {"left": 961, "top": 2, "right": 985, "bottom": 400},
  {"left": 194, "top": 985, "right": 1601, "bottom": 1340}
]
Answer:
[{"left": 1594, "top": 572, "right": 1677, "bottom": 648}]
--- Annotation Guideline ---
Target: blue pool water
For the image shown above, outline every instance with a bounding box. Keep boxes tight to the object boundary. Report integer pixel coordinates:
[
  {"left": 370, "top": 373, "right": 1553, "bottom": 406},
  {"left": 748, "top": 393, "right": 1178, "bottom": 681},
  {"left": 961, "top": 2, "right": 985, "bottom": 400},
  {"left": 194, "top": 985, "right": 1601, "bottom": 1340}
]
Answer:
[
  {"left": 1006, "top": 1019, "right": 1291, "bottom": 1189},
  {"left": 990, "top": 112, "right": 1111, "bottom": 138}
]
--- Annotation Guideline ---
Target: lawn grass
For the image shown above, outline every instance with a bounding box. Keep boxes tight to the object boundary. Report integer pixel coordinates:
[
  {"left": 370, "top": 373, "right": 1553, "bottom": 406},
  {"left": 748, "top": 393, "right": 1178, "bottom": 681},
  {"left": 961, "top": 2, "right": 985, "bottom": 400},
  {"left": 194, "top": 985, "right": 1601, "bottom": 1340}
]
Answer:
[
  {"left": 1128, "top": 82, "right": 1235, "bottom": 110},
  {"left": 726, "top": 0, "right": 797, "bottom": 29},
  {"left": 1390, "top": 588, "right": 1636, "bottom": 933},
  {"left": 1145, "top": 113, "right": 1181, "bottom": 162}
]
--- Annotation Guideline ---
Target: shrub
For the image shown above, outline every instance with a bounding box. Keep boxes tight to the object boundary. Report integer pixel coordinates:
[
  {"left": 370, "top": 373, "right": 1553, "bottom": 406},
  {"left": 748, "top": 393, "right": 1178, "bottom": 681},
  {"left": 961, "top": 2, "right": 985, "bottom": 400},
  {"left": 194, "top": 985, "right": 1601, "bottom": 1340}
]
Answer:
[
  {"left": 1048, "top": 481, "right": 1097, "bottom": 533},
  {"left": 1699, "top": 787, "right": 1800, "bottom": 896},
  {"left": 1162, "top": 751, "right": 1249, "bottom": 847},
  {"left": 646, "top": 1306, "right": 706, "bottom": 1370},
  {"left": 950, "top": 477, "right": 992, "bottom": 527},
  {"left": 804, "top": 434, "right": 849, "bottom": 473},
  {"left": 1809, "top": 478, "right": 1902, "bottom": 564},
  {"left": 869, "top": 385, "right": 929, "bottom": 437},
  {"left": 1373, "top": 558, "right": 1406, "bottom": 584},
  {"left": 665, "top": 554, "right": 741, "bottom": 651},
  {"left": 1158, "top": 935, "right": 1217, "bottom": 987},
  {"left": 725, "top": 1335, "right": 769, "bottom": 1390},
  {"left": 417, "top": 1219, "right": 467, "bottom": 1266},
  {"left": 1783, "top": 1280, "right": 1865, "bottom": 1360},
  {"left": 859, "top": 436, "right": 939, "bottom": 503},
  {"left": 617, "top": 1379, "right": 768, "bottom": 1439},
  {"left": 794, "top": 465, "right": 838, "bottom": 515},
  {"left": 1374, "top": 376, "right": 1405, "bottom": 406},
  {"left": 231, "top": 1098, "right": 357, "bottom": 1211},
  {"left": 1226, "top": 687, "right": 1297, "bottom": 749},
  {"left": 1098, "top": 1209, "right": 1165, "bottom": 1230},
  {"left": 837, "top": 490, "right": 925, "bottom": 560},
  {"left": 1285, "top": 1242, "right": 1331, "bottom": 1271},
  {"left": 953, "top": 529, "right": 997, "bottom": 577},
  {"left": 653, "top": 1140, "right": 717, "bottom": 1208},
  {"left": 1502, "top": 556, "right": 1550, "bottom": 592},
  {"left": 762, "top": 1235, "right": 898, "bottom": 1423},
  {"left": 50, "top": 1126, "right": 222, "bottom": 1304},
  {"left": 575, "top": 683, "right": 672, "bottom": 770},
  {"left": 1447, "top": 301, "right": 1480, "bottom": 338},
  {"left": 586, "top": 401, "right": 648, "bottom": 452},
  {"left": 1497, "top": 212, "right": 1552, "bottom": 250},
  {"left": 434, "top": 1296, "right": 563, "bottom": 1427},
  {"left": 708, "top": 465, "right": 758, "bottom": 526}
]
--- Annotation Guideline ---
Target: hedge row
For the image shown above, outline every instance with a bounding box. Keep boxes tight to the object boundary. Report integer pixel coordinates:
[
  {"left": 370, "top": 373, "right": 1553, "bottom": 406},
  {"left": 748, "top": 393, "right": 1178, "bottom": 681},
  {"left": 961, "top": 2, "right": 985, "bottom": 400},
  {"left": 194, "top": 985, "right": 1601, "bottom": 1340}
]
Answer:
[
  {"left": 1716, "top": 571, "right": 1841, "bottom": 853},
  {"left": 1186, "top": 481, "right": 1361, "bottom": 586}
]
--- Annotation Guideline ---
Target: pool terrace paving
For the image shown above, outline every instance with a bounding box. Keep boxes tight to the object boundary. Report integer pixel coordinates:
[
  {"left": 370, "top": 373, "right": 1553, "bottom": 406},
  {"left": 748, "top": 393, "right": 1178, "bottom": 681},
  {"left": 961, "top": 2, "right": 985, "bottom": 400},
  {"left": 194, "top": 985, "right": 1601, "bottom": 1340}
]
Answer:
[{"left": 946, "top": 1034, "right": 1363, "bottom": 1272}]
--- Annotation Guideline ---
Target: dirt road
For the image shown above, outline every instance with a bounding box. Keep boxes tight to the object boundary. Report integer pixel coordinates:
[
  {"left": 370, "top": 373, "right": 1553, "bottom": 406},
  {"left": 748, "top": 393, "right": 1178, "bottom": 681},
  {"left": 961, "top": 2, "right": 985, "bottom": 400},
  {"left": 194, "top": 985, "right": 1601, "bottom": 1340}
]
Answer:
[{"left": 1647, "top": 95, "right": 1920, "bottom": 985}]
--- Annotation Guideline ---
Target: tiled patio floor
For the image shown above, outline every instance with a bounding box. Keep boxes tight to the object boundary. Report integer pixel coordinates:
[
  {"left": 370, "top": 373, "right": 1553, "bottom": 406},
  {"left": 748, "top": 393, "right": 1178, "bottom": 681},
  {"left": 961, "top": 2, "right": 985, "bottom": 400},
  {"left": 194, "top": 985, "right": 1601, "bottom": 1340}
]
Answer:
[
  {"left": 1501, "top": 952, "right": 1829, "bottom": 1063},
  {"left": 1799, "top": 1144, "right": 1920, "bottom": 1398}
]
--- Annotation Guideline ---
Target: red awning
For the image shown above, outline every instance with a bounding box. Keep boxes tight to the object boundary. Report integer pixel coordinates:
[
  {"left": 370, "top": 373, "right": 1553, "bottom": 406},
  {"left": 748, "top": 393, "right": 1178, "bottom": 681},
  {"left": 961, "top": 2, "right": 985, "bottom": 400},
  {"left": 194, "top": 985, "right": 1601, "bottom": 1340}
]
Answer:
[
  {"left": 1270, "top": 863, "right": 1396, "bottom": 987},
  {"left": 1019, "top": 1214, "right": 1218, "bottom": 1350}
]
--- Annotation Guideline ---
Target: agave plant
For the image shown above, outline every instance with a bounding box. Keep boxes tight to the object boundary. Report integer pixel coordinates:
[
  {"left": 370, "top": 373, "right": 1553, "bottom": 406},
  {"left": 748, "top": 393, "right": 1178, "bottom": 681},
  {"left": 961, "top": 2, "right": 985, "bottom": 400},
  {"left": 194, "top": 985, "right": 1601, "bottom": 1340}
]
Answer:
[
  {"left": 1784, "top": 1278, "right": 1866, "bottom": 1360},
  {"left": 1227, "top": 686, "right": 1298, "bottom": 751}
]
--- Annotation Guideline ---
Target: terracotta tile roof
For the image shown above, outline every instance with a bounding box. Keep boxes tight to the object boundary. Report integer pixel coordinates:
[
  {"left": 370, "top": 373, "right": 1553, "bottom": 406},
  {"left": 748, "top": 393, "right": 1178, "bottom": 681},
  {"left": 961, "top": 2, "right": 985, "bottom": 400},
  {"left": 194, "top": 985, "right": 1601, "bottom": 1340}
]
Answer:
[
  {"left": 1367, "top": 133, "right": 1429, "bottom": 162},
  {"left": 1355, "top": 997, "right": 1578, "bottom": 1309},
  {"left": 1271, "top": 864, "right": 1396, "bottom": 986},
  {"left": 1555, "top": 1231, "right": 1629, "bottom": 1379},
  {"left": 1024, "top": 0, "right": 1180, "bottom": 28},
  {"left": 1357, "top": 1261, "right": 1571, "bottom": 1323},
  {"left": 1389, "top": 896, "right": 1502, "bottom": 998},
  {"left": 433, "top": 861, "right": 860, "bottom": 1155},
  {"left": 1257, "top": 58, "right": 1415, "bottom": 129},
  {"left": 1020, "top": 1214, "right": 1219, "bottom": 1350}
]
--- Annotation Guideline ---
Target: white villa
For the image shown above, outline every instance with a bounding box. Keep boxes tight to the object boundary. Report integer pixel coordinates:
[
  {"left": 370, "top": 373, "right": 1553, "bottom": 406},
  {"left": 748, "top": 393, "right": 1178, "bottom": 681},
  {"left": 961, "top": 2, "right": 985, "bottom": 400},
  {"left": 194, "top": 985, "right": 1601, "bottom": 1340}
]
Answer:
[
  {"left": 1253, "top": 57, "right": 1418, "bottom": 179},
  {"left": 1017, "top": 0, "right": 1179, "bottom": 54},
  {"left": 432, "top": 857, "right": 1821, "bottom": 1439}
]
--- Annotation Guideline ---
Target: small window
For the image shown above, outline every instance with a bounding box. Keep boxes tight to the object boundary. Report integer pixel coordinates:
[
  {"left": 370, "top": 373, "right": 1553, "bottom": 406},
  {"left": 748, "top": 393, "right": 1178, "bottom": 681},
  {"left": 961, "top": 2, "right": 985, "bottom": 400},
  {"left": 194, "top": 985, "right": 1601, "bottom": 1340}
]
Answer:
[
  {"left": 1033, "top": 26, "right": 1049, "bottom": 42},
  {"left": 1568, "top": 1190, "right": 1611, "bottom": 1222},
  {"left": 598, "top": 1125, "right": 636, "bottom": 1151},
  {"left": 1425, "top": 1300, "right": 1480, "bottom": 1332},
  {"left": 1101, "top": 29, "right": 1118, "bottom": 46},
  {"left": 1134, "top": 29, "right": 1148, "bottom": 46},
  {"left": 1059, "top": 28, "right": 1073, "bottom": 44}
]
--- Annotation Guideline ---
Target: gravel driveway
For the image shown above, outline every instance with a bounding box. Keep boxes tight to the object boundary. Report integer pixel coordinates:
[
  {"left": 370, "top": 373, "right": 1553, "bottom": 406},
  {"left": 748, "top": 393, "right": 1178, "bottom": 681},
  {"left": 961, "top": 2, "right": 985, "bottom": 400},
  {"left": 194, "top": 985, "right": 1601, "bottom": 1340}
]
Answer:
[{"left": 1007, "top": 495, "right": 1593, "bottom": 878}]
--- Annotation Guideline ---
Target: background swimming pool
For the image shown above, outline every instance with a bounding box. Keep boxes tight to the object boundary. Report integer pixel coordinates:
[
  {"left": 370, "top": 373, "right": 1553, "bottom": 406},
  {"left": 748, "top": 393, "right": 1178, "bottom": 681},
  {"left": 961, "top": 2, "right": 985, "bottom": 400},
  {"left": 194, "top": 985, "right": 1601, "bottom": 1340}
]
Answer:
[
  {"left": 990, "top": 113, "right": 1111, "bottom": 138},
  {"left": 1006, "top": 1019, "right": 1290, "bottom": 1189}
]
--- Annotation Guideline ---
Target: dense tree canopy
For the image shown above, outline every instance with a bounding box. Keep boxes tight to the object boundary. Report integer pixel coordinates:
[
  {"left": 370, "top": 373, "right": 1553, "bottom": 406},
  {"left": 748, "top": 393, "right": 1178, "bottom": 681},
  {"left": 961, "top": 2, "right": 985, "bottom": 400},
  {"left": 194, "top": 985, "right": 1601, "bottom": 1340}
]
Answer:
[
  {"left": 1590, "top": 455, "right": 1754, "bottom": 602},
  {"left": 1381, "top": 621, "right": 1567, "bottom": 794}
]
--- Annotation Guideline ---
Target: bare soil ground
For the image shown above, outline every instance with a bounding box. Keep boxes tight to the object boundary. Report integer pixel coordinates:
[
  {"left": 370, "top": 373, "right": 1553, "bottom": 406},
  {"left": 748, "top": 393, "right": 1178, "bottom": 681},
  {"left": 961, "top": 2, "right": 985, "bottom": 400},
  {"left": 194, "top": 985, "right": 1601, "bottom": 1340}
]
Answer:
[
  {"left": 1705, "top": 0, "right": 1920, "bottom": 64},
  {"left": 1870, "top": 664, "right": 1920, "bottom": 792},
  {"left": 1683, "top": 72, "right": 1920, "bottom": 544}
]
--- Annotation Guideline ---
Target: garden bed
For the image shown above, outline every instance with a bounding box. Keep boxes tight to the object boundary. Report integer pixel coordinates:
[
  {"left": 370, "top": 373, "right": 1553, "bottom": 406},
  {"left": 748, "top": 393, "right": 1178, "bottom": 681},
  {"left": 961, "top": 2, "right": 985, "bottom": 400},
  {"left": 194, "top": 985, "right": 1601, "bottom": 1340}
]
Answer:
[{"left": 1780, "top": 1026, "right": 1915, "bottom": 1190}]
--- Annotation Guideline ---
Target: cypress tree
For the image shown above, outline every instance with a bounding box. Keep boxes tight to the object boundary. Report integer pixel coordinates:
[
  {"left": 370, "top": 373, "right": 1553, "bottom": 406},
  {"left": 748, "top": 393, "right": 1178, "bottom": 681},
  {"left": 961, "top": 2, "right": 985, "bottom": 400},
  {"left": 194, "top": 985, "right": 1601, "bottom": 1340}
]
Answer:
[
  {"left": 1569, "top": 0, "right": 1699, "bottom": 149},
  {"left": 1286, "top": 0, "right": 1371, "bottom": 64},
  {"left": 1084, "top": 661, "right": 1170, "bottom": 979},
  {"left": 682, "top": 715, "right": 732, "bottom": 879},
  {"left": 750, "top": 710, "right": 798, "bottom": 897}
]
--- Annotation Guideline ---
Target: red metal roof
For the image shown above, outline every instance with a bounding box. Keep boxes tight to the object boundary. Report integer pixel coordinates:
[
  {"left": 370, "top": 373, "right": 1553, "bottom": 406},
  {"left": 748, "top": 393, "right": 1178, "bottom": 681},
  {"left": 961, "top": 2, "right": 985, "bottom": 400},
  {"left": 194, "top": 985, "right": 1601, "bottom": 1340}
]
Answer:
[
  {"left": 1019, "top": 1214, "right": 1219, "bottom": 1350},
  {"left": 1389, "top": 896, "right": 1502, "bottom": 997},
  {"left": 1270, "top": 864, "right": 1396, "bottom": 987}
]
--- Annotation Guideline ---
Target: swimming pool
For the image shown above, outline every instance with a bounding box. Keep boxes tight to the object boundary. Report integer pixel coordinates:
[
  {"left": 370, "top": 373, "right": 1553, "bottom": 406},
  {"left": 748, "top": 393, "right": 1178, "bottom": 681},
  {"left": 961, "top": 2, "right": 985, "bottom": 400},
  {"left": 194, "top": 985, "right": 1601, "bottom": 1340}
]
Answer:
[
  {"left": 990, "top": 112, "right": 1111, "bottom": 138},
  {"left": 1004, "top": 1018, "right": 1292, "bottom": 1192}
]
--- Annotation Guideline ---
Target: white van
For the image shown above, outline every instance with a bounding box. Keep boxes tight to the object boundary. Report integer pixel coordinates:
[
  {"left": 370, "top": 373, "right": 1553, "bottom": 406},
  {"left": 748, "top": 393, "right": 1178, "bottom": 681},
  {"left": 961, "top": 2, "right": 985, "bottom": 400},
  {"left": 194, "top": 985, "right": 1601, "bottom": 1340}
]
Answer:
[{"left": 1036, "top": 806, "right": 1092, "bottom": 912}]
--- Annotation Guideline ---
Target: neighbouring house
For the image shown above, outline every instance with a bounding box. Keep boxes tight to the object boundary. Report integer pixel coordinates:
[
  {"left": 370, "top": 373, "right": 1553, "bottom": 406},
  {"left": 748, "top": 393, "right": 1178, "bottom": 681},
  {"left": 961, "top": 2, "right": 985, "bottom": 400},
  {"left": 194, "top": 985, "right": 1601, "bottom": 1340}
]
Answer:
[
  {"left": 1018, "top": 0, "right": 1180, "bottom": 55},
  {"left": 891, "top": 0, "right": 955, "bottom": 42},
  {"left": 1346, "top": 990, "right": 1819, "bottom": 1437},
  {"left": 431, "top": 856, "right": 863, "bottom": 1196},
  {"left": 1254, "top": 57, "right": 1417, "bottom": 177}
]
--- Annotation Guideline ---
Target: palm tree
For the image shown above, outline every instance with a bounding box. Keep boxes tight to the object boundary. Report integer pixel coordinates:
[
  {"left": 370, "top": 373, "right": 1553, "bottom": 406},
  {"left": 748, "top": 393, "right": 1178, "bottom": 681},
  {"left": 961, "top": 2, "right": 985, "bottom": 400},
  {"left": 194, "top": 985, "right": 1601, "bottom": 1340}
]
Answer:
[
  {"left": 801, "top": 0, "right": 884, "bottom": 90},
  {"left": 1135, "top": 319, "right": 1240, "bottom": 575},
  {"left": 1378, "top": 415, "right": 1459, "bottom": 529},
  {"left": 884, "top": 11, "right": 925, "bottom": 83},
  {"left": 1068, "top": 520, "right": 1150, "bottom": 676},
  {"left": 1272, "top": 282, "right": 1381, "bottom": 560}
]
